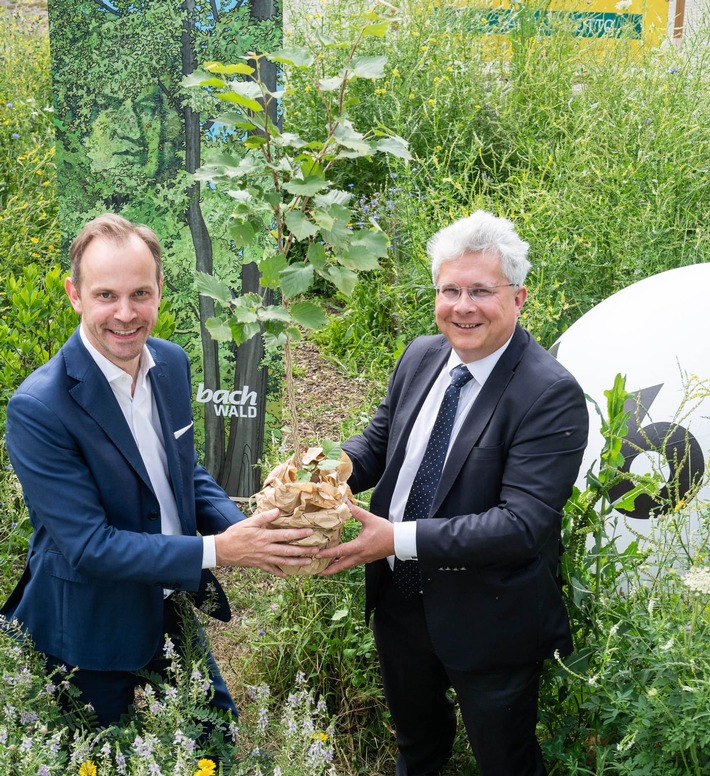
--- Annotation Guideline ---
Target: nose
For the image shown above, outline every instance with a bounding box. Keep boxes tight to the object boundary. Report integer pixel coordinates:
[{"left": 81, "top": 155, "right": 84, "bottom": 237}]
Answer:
[
  {"left": 114, "top": 297, "right": 136, "bottom": 322},
  {"left": 454, "top": 291, "right": 478, "bottom": 312}
]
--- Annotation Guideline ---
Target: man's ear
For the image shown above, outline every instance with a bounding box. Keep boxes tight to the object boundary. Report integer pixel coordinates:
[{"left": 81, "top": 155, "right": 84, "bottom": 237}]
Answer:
[{"left": 64, "top": 276, "right": 82, "bottom": 315}]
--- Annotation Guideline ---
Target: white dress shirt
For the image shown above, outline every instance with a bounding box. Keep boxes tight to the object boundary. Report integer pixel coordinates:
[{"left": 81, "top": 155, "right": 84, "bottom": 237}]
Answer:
[
  {"left": 390, "top": 337, "right": 512, "bottom": 564},
  {"left": 79, "top": 327, "right": 216, "bottom": 569}
]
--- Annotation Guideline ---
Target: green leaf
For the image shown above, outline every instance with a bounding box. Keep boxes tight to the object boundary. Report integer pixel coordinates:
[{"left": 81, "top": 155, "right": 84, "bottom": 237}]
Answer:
[
  {"left": 325, "top": 265, "right": 358, "bottom": 296},
  {"left": 204, "top": 316, "right": 233, "bottom": 342},
  {"left": 362, "top": 22, "right": 390, "bottom": 37},
  {"left": 216, "top": 83, "right": 263, "bottom": 113},
  {"left": 321, "top": 439, "right": 343, "bottom": 459},
  {"left": 331, "top": 607, "right": 349, "bottom": 622},
  {"left": 376, "top": 135, "right": 412, "bottom": 161},
  {"left": 258, "top": 253, "right": 289, "bottom": 289},
  {"left": 290, "top": 301, "right": 328, "bottom": 330},
  {"left": 285, "top": 210, "right": 319, "bottom": 241},
  {"left": 274, "top": 132, "right": 308, "bottom": 149},
  {"left": 244, "top": 135, "right": 268, "bottom": 149},
  {"left": 181, "top": 70, "right": 224, "bottom": 89},
  {"left": 280, "top": 262, "right": 315, "bottom": 298},
  {"left": 333, "top": 121, "right": 373, "bottom": 155},
  {"left": 205, "top": 61, "right": 255, "bottom": 76},
  {"left": 350, "top": 55, "right": 388, "bottom": 79},
  {"left": 319, "top": 75, "right": 344, "bottom": 92},
  {"left": 339, "top": 230, "right": 389, "bottom": 270},
  {"left": 229, "top": 221, "right": 256, "bottom": 249},
  {"left": 307, "top": 242, "right": 328, "bottom": 270},
  {"left": 267, "top": 47, "right": 315, "bottom": 67},
  {"left": 314, "top": 189, "right": 353, "bottom": 207},
  {"left": 214, "top": 112, "right": 259, "bottom": 132},
  {"left": 228, "top": 319, "right": 261, "bottom": 346},
  {"left": 260, "top": 305, "right": 293, "bottom": 323},
  {"left": 195, "top": 272, "right": 232, "bottom": 306},
  {"left": 283, "top": 175, "right": 327, "bottom": 197}
]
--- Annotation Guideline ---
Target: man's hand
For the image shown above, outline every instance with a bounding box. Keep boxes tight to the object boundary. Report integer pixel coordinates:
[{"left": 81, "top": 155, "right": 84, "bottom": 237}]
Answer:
[
  {"left": 317, "top": 501, "right": 395, "bottom": 575},
  {"left": 214, "top": 508, "right": 318, "bottom": 577}
]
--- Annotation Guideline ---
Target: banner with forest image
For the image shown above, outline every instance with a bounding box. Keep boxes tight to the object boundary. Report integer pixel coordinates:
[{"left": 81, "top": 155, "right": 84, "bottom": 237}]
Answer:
[{"left": 47, "top": 0, "right": 281, "bottom": 497}]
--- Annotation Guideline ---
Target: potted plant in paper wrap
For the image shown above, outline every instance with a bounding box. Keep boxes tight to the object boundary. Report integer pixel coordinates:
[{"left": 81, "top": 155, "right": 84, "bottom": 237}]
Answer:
[{"left": 185, "top": 6, "right": 410, "bottom": 573}]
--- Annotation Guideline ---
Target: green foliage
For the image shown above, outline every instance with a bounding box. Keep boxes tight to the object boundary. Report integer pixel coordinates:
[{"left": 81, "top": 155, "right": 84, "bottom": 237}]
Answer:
[
  {"left": 0, "top": 10, "right": 59, "bottom": 279},
  {"left": 189, "top": 7, "right": 410, "bottom": 353},
  {"left": 0, "top": 265, "right": 76, "bottom": 424},
  {"left": 0, "top": 599, "right": 339, "bottom": 775},
  {"left": 231, "top": 553, "right": 391, "bottom": 771},
  {"left": 286, "top": 0, "right": 710, "bottom": 374},
  {"left": 538, "top": 374, "right": 710, "bottom": 774}
]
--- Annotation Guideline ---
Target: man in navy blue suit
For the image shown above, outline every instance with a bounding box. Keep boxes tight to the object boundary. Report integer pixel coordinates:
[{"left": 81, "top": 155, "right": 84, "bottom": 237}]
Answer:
[
  {"left": 318, "top": 211, "right": 589, "bottom": 775},
  {"left": 2, "top": 213, "right": 317, "bottom": 728}
]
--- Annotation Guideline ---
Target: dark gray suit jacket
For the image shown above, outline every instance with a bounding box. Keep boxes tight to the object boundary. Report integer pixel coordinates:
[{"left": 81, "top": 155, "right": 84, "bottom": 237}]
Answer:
[{"left": 343, "top": 325, "right": 588, "bottom": 672}]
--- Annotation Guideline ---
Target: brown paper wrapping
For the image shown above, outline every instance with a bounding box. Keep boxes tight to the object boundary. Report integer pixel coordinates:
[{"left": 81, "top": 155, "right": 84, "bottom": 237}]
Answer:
[{"left": 254, "top": 446, "right": 353, "bottom": 575}]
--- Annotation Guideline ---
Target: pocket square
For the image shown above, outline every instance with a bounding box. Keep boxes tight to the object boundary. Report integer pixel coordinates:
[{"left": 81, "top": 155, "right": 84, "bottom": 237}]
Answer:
[{"left": 173, "top": 422, "right": 194, "bottom": 440}]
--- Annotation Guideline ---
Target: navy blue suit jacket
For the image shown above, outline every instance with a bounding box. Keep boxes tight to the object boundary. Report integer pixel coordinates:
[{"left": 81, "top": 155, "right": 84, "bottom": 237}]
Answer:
[
  {"left": 2, "top": 329, "right": 244, "bottom": 671},
  {"left": 343, "top": 325, "right": 588, "bottom": 672}
]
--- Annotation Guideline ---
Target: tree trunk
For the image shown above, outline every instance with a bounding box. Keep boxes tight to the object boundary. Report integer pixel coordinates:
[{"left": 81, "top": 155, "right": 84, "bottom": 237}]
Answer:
[
  {"left": 219, "top": 0, "right": 282, "bottom": 497},
  {"left": 181, "top": 0, "right": 225, "bottom": 476}
]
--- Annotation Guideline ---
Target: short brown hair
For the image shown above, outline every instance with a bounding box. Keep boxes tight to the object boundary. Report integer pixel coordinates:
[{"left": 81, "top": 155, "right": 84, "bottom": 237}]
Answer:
[{"left": 69, "top": 213, "right": 163, "bottom": 290}]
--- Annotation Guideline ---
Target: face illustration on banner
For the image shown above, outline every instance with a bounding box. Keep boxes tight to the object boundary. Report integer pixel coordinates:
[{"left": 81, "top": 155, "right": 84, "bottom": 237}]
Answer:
[{"left": 551, "top": 263, "right": 710, "bottom": 548}]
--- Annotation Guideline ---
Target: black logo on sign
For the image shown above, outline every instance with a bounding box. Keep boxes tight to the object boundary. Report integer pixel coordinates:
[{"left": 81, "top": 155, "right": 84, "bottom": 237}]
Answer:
[{"left": 608, "top": 384, "right": 705, "bottom": 519}]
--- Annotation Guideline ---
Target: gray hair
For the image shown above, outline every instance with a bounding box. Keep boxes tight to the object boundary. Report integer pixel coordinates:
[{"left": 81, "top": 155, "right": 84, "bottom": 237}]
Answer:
[{"left": 427, "top": 210, "right": 531, "bottom": 286}]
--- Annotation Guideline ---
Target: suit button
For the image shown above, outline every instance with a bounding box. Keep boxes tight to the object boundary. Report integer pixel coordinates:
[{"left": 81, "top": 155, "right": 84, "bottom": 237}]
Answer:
[{"left": 147, "top": 510, "right": 160, "bottom": 521}]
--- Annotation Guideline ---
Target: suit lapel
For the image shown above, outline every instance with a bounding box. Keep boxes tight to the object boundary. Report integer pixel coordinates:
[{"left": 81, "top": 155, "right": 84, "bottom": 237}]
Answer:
[
  {"left": 433, "top": 325, "right": 529, "bottom": 513},
  {"left": 63, "top": 330, "right": 155, "bottom": 494},
  {"left": 148, "top": 349, "right": 186, "bottom": 518}
]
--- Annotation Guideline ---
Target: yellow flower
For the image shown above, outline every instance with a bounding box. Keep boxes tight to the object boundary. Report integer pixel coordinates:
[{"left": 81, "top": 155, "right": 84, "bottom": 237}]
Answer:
[
  {"left": 79, "top": 762, "right": 97, "bottom": 776},
  {"left": 375, "top": 88, "right": 387, "bottom": 95},
  {"left": 194, "top": 760, "right": 217, "bottom": 776},
  {"left": 30, "top": 236, "right": 39, "bottom": 243},
  {"left": 312, "top": 731, "right": 329, "bottom": 741},
  {"left": 391, "top": 68, "right": 400, "bottom": 77}
]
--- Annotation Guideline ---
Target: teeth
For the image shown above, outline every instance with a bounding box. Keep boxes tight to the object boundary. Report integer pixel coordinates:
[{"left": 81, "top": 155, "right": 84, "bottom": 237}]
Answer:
[
  {"left": 111, "top": 330, "right": 138, "bottom": 337},
  {"left": 457, "top": 323, "right": 478, "bottom": 329}
]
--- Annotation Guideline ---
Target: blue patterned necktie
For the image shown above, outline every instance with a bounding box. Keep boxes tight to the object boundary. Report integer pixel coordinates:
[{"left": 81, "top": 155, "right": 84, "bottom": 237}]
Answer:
[{"left": 392, "top": 363, "right": 473, "bottom": 598}]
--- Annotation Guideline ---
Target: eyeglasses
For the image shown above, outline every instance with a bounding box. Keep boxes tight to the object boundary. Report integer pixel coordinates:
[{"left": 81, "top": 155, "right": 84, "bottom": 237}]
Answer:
[{"left": 434, "top": 283, "right": 518, "bottom": 303}]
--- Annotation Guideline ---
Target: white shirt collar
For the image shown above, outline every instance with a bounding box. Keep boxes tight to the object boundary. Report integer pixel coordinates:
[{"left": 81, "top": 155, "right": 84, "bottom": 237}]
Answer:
[
  {"left": 445, "top": 333, "right": 513, "bottom": 387},
  {"left": 79, "top": 324, "right": 155, "bottom": 389}
]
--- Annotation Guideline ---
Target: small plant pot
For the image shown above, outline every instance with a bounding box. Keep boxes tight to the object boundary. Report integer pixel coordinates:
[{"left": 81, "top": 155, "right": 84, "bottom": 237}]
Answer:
[{"left": 254, "top": 446, "right": 353, "bottom": 576}]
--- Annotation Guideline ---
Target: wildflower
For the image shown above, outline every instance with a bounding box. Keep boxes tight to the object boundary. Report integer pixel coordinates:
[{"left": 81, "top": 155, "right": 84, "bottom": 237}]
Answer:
[
  {"left": 615, "top": 0, "right": 631, "bottom": 8},
  {"left": 79, "top": 762, "right": 98, "bottom": 776},
  {"left": 12, "top": 133, "right": 20, "bottom": 139},
  {"left": 683, "top": 566, "right": 710, "bottom": 594},
  {"left": 193, "top": 759, "right": 217, "bottom": 776}
]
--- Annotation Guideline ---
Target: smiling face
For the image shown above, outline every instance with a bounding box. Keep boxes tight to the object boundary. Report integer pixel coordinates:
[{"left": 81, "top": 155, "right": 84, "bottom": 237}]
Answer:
[
  {"left": 65, "top": 234, "right": 162, "bottom": 380},
  {"left": 434, "top": 249, "right": 527, "bottom": 363}
]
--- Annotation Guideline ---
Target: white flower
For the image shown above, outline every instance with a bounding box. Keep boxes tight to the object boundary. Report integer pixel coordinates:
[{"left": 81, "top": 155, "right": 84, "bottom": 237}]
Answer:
[
  {"left": 683, "top": 566, "right": 710, "bottom": 595},
  {"left": 615, "top": 0, "right": 632, "bottom": 9}
]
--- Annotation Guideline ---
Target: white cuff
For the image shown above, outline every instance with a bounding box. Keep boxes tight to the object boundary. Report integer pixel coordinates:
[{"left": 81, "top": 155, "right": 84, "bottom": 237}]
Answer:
[
  {"left": 202, "top": 535, "right": 217, "bottom": 569},
  {"left": 393, "top": 520, "right": 418, "bottom": 561}
]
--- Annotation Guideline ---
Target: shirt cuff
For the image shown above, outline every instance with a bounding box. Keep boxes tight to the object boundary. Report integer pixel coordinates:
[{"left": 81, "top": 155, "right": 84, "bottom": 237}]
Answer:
[
  {"left": 393, "top": 520, "right": 418, "bottom": 561},
  {"left": 202, "top": 535, "right": 217, "bottom": 569}
]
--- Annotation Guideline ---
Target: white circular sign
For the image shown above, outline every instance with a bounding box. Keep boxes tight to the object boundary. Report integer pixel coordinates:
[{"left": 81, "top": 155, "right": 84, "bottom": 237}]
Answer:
[{"left": 550, "top": 263, "right": 710, "bottom": 547}]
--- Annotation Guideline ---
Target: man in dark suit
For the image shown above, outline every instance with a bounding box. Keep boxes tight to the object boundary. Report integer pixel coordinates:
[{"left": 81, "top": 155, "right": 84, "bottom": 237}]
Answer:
[
  {"left": 2, "top": 213, "right": 317, "bottom": 729},
  {"left": 318, "top": 211, "right": 588, "bottom": 775}
]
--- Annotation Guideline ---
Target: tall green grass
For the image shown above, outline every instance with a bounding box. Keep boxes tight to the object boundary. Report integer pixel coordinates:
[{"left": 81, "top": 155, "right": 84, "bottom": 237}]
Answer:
[
  {"left": 286, "top": 0, "right": 710, "bottom": 372},
  {"left": 0, "top": 10, "right": 59, "bottom": 277}
]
